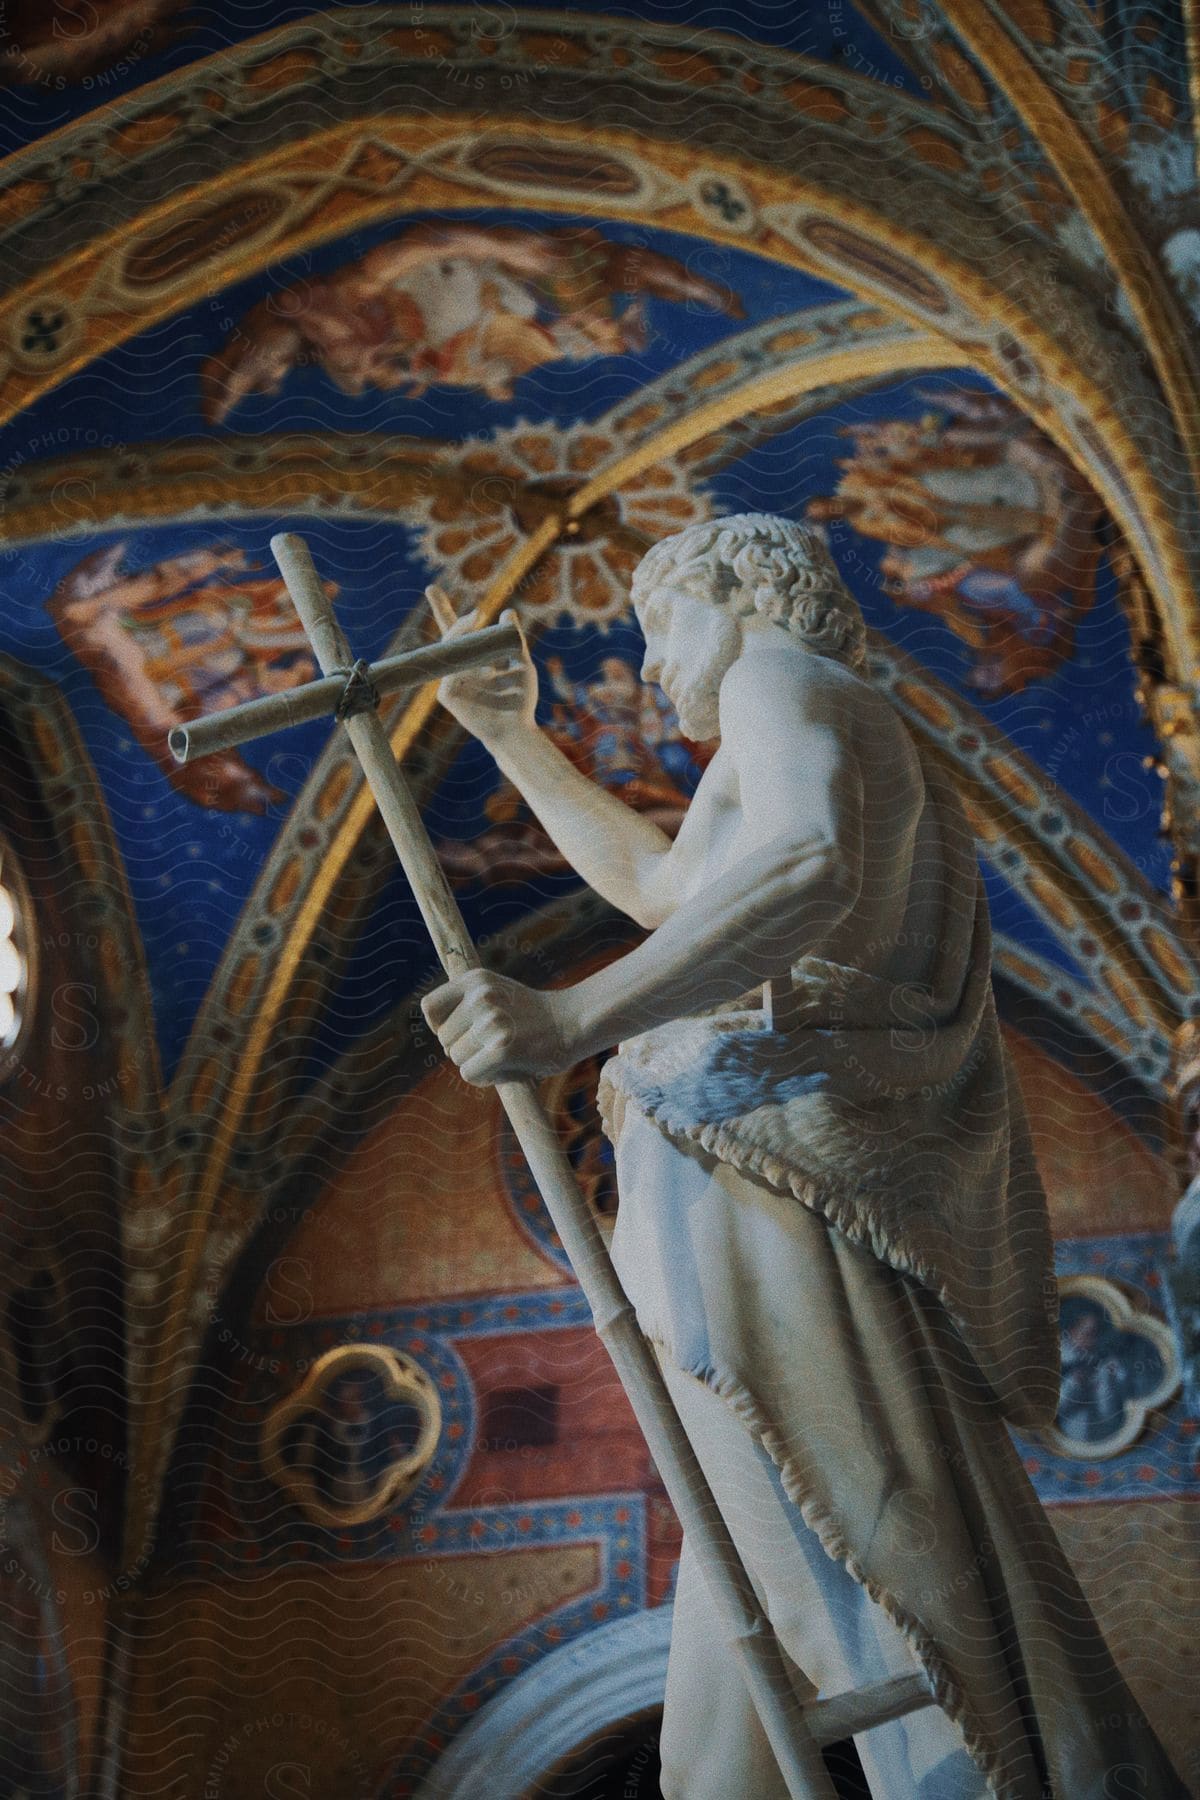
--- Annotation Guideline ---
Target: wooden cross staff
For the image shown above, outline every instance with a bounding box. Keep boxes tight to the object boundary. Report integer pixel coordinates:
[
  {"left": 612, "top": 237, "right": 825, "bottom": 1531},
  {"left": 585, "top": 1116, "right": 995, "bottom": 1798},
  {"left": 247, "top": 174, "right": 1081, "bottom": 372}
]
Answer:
[{"left": 171, "top": 533, "right": 931, "bottom": 1798}]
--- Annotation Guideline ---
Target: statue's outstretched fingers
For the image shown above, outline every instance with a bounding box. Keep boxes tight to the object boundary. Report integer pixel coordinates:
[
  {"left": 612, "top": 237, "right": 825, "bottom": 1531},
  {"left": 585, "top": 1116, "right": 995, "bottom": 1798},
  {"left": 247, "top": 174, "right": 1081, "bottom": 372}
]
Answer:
[{"left": 425, "top": 584, "right": 457, "bottom": 633}]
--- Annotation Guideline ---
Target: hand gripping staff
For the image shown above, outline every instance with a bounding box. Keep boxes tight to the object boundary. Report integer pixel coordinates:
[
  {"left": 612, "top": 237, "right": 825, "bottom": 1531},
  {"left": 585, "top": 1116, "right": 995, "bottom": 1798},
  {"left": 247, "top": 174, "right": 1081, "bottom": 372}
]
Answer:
[{"left": 171, "top": 533, "right": 935, "bottom": 1798}]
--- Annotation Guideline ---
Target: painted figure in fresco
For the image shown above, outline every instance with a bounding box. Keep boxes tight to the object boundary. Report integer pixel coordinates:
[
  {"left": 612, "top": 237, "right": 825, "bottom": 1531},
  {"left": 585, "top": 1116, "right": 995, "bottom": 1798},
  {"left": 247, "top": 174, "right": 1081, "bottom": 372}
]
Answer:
[
  {"left": 437, "top": 649, "right": 710, "bottom": 887},
  {"left": 1052, "top": 1294, "right": 1171, "bottom": 1453},
  {"left": 421, "top": 515, "right": 1187, "bottom": 1798},
  {"left": 808, "top": 390, "right": 1104, "bottom": 697},
  {"left": 49, "top": 541, "right": 321, "bottom": 812},
  {"left": 199, "top": 222, "right": 745, "bottom": 422},
  {"left": 1055, "top": 1303, "right": 1135, "bottom": 1445}
]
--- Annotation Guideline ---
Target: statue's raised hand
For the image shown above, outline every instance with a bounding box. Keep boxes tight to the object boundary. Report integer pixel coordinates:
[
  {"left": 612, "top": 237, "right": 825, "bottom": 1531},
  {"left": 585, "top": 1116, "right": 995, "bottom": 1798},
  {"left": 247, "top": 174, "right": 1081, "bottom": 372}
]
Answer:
[{"left": 428, "top": 590, "right": 537, "bottom": 749}]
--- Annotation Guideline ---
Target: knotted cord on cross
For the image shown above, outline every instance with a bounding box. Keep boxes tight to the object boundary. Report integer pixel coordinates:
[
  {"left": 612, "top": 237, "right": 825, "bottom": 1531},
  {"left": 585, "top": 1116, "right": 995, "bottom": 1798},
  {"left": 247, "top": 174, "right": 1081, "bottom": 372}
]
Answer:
[{"left": 335, "top": 658, "right": 381, "bottom": 721}]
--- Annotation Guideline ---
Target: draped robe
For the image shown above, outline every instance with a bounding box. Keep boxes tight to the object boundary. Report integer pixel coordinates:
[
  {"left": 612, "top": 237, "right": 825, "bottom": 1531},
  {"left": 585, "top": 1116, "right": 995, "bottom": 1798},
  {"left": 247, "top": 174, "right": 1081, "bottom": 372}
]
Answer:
[{"left": 598, "top": 750, "right": 1188, "bottom": 1799}]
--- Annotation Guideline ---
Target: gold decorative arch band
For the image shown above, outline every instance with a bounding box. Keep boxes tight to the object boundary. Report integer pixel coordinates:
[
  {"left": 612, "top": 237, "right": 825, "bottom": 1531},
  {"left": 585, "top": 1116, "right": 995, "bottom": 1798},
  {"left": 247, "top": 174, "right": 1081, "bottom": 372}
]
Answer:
[
  {"left": 947, "top": 0, "right": 1200, "bottom": 531},
  {"left": 991, "top": 934, "right": 1172, "bottom": 1093},
  {"left": 1188, "top": 0, "right": 1200, "bottom": 184}
]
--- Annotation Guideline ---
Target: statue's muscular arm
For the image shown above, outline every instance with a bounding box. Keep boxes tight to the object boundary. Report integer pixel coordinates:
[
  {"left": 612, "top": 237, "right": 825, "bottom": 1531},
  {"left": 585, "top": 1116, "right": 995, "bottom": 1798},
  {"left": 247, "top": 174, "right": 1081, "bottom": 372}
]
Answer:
[
  {"left": 560, "top": 653, "right": 865, "bottom": 1048},
  {"left": 424, "top": 648, "right": 866, "bottom": 1085},
  {"left": 483, "top": 710, "right": 684, "bottom": 929},
  {"left": 431, "top": 604, "right": 705, "bottom": 928}
]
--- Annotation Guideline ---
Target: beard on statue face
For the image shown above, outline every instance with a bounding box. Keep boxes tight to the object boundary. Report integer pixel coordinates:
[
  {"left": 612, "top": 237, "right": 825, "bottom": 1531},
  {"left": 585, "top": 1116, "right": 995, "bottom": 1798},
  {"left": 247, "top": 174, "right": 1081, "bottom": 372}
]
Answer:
[
  {"left": 666, "top": 668, "right": 724, "bottom": 741},
  {"left": 636, "top": 586, "right": 741, "bottom": 742}
]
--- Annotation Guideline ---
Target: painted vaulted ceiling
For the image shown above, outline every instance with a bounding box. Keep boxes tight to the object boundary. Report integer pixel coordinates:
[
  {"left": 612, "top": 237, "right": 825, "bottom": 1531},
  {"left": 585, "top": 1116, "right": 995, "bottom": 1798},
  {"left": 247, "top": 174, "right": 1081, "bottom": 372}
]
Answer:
[{"left": 2, "top": 2, "right": 1200, "bottom": 1791}]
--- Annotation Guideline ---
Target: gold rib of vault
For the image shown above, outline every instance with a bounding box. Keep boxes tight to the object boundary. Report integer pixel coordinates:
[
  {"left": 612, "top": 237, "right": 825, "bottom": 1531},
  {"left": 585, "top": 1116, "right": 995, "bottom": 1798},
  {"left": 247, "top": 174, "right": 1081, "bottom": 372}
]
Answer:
[
  {"left": 1188, "top": 0, "right": 1200, "bottom": 184},
  {"left": 0, "top": 105, "right": 1194, "bottom": 679},
  {"left": 920, "top": 745, "right": 1182, "bottom": 1043},
  {"left": 949, "top": 0, "right": 1200, "bottom": 672},
  {"left": 0, "top": 453, "right": 476, "bottom": 544},
  {"left": 564, "top": 341, "right": 968, "bottom": 519}
]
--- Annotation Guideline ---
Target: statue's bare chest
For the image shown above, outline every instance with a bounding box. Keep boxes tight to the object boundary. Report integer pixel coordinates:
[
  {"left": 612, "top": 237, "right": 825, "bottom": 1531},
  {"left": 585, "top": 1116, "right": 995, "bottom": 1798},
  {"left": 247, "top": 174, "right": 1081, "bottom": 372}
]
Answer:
[{"left": 670, "top": 748, "right": 744, "bottom": 901}]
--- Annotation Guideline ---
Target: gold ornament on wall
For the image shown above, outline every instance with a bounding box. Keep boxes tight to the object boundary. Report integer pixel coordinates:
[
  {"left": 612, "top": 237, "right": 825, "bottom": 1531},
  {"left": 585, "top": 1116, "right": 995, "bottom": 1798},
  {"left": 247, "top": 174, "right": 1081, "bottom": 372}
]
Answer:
[
  {"left": 1040, "top": 1274, "right": 1181, "bottom": 1461},
  {"left": 260, "top": 1344, "right": 442, "bottom": 1528}
]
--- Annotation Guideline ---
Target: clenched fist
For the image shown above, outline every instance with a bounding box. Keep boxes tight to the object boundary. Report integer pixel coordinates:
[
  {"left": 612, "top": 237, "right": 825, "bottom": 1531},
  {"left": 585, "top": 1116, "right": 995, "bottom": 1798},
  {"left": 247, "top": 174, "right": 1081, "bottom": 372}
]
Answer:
[{"left": 421, "top": 969, "right": 573, "bottom": 1085}]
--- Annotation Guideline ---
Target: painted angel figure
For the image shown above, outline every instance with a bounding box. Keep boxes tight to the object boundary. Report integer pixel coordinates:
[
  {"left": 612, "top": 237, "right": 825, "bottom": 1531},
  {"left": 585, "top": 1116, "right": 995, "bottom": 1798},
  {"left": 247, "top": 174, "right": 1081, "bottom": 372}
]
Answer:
[
  {"left": 199, "top": 222, "right": 744, "bottom": 420},
  {"left": 1055, "top": 1306, "right": 1132, "bottom": 1446},
  {"left": 421, "top": 515, "right": 1186, "bottom": 1799},
  {"left": 49, "top": 542, "right": 321, "bottom": 812},
  {"left": 807, "top": 392, "right": 1104, "bottom": 697}
]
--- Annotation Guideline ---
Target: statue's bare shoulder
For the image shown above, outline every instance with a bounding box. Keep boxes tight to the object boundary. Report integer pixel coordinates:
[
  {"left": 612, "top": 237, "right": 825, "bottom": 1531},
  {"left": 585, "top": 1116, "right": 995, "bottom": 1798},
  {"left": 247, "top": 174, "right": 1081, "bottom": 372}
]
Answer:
[
  {"left": 719, "top": 641, "right": 920, "bottom": 812},
  {"left": 711, "top": 644, "right": 929, "bottom": 957},
  {"left": 719, "top": 638, "right": 899, "bottom": 748}
]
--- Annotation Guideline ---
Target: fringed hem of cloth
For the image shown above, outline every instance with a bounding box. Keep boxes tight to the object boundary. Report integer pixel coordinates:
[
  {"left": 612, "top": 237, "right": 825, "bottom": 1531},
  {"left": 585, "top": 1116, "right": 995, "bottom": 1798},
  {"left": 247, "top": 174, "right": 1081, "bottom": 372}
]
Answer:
[
  {"left": 647, "top": 1339, "right": 1018, "bottom": 1799},
  {"left": 596, "top": 1076, "right": 1059, "bottom": 1435}
]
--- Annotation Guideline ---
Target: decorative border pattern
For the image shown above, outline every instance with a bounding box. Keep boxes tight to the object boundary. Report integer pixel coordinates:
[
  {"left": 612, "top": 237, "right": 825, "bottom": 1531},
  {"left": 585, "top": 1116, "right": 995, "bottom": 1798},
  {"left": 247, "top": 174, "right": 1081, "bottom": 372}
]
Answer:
[
  {"left": 194, "top": 1287, "right": 599, "bottom": 1570},
  {"left": 870, "top": 634, "right": 1199, "bottom": 1026},
  {"left": 0, "top": 10, "right": 982, "bottom": 244},
  {"left": 939, "top": 0, "right": 1200, "bottom": 534},
  {"left": 383, "top": 1488, "right": 646, "bottom": 1800},
  {"left": 405, "top": 1607, "right": 671, "bottom": 1800},
  {"left": 992, "top": 933, "right": 1173, "bottom": 1093},
  {"left": 188, "top": 1281, "right": 641, "bottom": 1800},
  {"left": 0, "top": 434, "right": 460, "bottom": 546}
]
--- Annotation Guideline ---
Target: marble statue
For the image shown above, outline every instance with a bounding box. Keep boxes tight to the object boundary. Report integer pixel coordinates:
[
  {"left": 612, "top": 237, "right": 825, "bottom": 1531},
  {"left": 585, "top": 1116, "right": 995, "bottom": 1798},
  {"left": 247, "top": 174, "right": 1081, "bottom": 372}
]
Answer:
[{"left": 422, "top": 515, "right": 1188, "bottom": 1799}]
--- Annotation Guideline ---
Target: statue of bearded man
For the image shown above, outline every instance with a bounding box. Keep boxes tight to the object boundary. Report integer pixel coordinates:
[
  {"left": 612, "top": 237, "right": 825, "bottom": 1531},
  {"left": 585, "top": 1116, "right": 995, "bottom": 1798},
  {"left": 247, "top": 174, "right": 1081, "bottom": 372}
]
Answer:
[{"left": 423, "top": 514, "right": 1186, "bottom": 1800}]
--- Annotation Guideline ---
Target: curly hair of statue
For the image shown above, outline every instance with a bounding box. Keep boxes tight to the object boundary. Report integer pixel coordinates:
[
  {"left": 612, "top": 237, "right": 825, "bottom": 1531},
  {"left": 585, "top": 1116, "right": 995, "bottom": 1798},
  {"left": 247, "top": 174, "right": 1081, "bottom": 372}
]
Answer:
[{"left": 630, "top": 514, "right": 868, "bottom": 672}]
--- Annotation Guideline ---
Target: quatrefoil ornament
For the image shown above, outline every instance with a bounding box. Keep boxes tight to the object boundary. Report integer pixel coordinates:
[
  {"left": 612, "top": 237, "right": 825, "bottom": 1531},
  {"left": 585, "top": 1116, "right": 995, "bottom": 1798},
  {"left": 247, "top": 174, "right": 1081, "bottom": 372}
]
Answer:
[
  {"left": 1041, "top": 1275, "right": 1181, "bottom": 1461},
  {"left": 10, "top": 294, "right": 79, "bottom": 367},
  {"left": 261, "top": 1344, "right": 442, "bottom": 1528}
]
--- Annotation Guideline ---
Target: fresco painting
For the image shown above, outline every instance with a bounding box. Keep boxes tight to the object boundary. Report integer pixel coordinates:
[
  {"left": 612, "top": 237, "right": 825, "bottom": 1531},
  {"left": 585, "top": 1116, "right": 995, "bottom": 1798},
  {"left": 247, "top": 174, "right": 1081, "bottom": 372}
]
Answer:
[
  {"left": 1040, "top": 1272, "right": 1183, "bottom": 1461},
  {"left": 1056, "top": 1294, "right": 1166, "bottom": 1449},
  {"left": 48, "top": 541, "right": 327, "bottom": 813},
  {"left": 0, "top": 6, "right": 1198, "bottom": 1794},
  {"left": 201, "top": 222, "right": 746, "bottom": 421},
  {"left": 809, "top": 390, "right": 1106, "bottom": 697}
]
